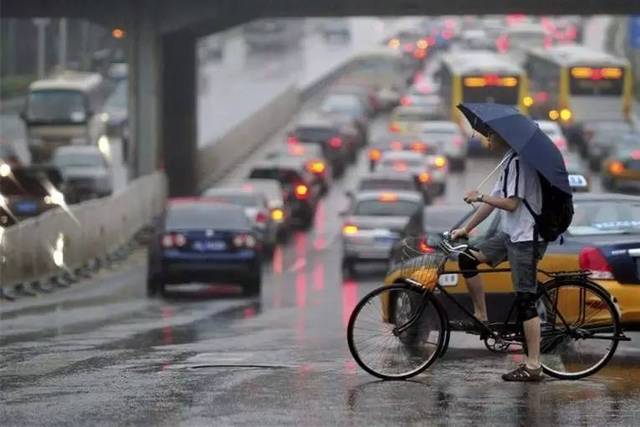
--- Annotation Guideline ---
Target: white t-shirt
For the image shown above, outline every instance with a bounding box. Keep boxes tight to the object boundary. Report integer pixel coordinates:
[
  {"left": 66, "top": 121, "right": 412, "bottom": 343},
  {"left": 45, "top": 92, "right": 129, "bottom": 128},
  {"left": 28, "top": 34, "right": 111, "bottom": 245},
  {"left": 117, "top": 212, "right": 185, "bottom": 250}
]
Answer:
[{"left": 490, "top": 149, "right": 542, "bottom": 242}]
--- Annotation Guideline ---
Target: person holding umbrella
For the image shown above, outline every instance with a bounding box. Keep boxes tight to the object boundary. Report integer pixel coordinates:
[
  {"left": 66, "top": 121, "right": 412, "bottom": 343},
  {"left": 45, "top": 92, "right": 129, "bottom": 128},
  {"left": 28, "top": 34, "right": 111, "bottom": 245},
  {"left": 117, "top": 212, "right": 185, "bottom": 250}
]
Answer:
[{"left": 450, "top": 103, "right": 573, "bottom": 382}]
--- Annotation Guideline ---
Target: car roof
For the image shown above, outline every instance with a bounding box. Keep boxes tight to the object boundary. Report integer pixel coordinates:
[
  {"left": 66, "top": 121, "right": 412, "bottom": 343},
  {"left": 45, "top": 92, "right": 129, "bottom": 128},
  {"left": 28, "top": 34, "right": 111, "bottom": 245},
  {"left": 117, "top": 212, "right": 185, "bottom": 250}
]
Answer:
[
  {"left": 392, "top": 105, "right": 432, "bottom": 115},
  {"left": 251, "top": 157, "right": 307, "bottom": 170},
  {"left": 529, "top": 45, "right": 628, "bottom": 68},
  {"left": 359, "top": 171, "right": 415, "bottom": 181},
  {"left": 53, "top": 145, "right": 102, "bottom": 155},
  {"left": 420, "top": 121, "right": 458, "bottom": 131},
  {"left": 243, "top": 178, "right": 283, "bottom": 191},
  {"left": 355, "top": 190, "right": 423, "bottom": 202},
  {"left": 30, "top": 71, "right": 103, "bottom": 91},
  {"left": 294, "top": 113, "right": 337, "bottom": 128},
  {"left": 573, "top": 193, "right": 640, "bottom": 203},
  {"left": 380, "top": 151, "right": 425, "bottom": 160}
]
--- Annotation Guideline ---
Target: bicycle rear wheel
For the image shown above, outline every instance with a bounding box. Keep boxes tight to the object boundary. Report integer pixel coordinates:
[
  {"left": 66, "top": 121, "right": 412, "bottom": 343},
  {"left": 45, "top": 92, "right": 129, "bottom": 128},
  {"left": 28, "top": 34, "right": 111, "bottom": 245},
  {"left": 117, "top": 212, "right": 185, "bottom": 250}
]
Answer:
[
  {"left": 536, "top": 279, "right": 622, "bottom": 380},
  {"left": 347, "top": 283, "right": 446, "bottom": 380}
]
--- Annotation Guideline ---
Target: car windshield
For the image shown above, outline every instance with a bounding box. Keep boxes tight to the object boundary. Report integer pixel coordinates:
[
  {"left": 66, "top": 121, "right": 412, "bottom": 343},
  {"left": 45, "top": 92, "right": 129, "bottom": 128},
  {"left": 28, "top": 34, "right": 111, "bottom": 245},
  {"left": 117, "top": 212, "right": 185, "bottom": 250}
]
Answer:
[
  {"left": 568, "top": 200, "right": 640, "bottom": 235},
  {"left": 354, "top": 199, "right": 419, "bottom": 217},
  {"left": 359, "top": 179, "right": 416, "bottom": 191},
  {"left": 27, "top": 90, "right": 86, "bottom": 122},
  {"left": 54, "top": 153, "right": 103, "bottom": 168},
  {"left": 166, "top": 204, "right": 250, "bottom": 229},
  {"left": 202, "top": 192, "right": 259, "bottom": 207},
  {"left": 0, "top": 170, "right": 60, "bottom": 196}
]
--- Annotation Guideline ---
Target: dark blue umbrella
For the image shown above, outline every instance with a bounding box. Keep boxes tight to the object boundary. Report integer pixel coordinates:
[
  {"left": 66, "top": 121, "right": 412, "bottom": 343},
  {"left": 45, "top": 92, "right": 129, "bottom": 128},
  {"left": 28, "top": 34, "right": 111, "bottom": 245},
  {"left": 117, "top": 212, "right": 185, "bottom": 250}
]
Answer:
[{"left": 457, "top": 102, "right": 571, "bottom": 194}]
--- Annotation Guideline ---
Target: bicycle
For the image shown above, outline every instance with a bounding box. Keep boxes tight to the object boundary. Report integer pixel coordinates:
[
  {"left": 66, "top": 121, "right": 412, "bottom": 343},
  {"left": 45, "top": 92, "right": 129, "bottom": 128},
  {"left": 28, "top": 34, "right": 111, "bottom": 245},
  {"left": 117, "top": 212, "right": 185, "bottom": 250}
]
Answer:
[{"left": 347, "top": 233, "right": 630, "bottom": 380}]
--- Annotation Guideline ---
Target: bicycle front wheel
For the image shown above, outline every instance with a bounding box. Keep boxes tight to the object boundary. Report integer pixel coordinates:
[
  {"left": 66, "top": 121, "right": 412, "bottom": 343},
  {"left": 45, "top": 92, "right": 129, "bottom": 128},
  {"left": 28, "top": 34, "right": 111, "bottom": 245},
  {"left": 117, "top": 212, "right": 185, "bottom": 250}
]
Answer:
[
  {"left": 347, "top": 283, "right": 446, "bottom": 380},
  {"left": 536, "top": 279, "right": 622, "bottom": 380}
]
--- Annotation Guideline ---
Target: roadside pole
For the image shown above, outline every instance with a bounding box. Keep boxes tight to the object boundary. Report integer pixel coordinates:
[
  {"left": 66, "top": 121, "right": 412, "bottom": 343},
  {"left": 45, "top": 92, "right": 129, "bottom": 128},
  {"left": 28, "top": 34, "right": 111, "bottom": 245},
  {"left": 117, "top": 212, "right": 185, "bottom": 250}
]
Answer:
[
  {"left": 58, "top": 18, "right": 68, "bottom": 70},
  {"left": 32, "top": 18, "right": 50, "bottom": 78}
]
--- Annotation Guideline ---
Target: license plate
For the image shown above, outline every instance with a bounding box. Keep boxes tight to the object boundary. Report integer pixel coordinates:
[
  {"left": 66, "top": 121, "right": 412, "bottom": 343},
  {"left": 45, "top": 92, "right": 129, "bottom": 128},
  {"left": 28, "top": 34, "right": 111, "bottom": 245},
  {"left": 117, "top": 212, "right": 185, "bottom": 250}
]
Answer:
[
  {"left": 568, "top": 174, "right": 588, "bottom": 188},
  {"left": 438, "top": 274, "right": 459, "bottom": 287},
  {"left": 14, "top": 201, "right": 38, "bottom": 214},
  {"left": 192, "top": 240, "right": 227, "bottom": 252}
]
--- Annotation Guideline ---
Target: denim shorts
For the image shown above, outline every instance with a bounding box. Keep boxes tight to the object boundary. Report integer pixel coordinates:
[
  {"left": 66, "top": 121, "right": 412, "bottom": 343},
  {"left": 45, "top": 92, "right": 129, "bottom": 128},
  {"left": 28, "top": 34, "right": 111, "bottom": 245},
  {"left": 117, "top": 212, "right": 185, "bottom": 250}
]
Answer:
[{"left": 476, "top": 232, "right": 547, "bottom": 294}]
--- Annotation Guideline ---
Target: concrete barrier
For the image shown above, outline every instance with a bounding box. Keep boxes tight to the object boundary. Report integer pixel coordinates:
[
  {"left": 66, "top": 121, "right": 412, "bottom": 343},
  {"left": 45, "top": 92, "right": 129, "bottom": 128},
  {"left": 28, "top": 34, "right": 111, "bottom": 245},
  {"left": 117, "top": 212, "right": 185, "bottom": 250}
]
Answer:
[
  {"left": 197, "top": 87, "right": 300, "bottom": 190},
  {"left": 0, "top": 172, "right": 166, "bottom": 294}
]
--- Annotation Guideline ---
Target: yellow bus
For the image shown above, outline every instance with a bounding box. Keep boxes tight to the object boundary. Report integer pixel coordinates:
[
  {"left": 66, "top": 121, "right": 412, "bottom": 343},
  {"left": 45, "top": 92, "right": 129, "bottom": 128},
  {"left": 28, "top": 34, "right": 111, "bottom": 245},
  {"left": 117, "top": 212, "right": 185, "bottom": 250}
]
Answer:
[
  {"left": 524, "top": 45, "right": 632, "bottom": 124},
  {"left": 438, "top": 50, "right": 528, "bottom": 140}
]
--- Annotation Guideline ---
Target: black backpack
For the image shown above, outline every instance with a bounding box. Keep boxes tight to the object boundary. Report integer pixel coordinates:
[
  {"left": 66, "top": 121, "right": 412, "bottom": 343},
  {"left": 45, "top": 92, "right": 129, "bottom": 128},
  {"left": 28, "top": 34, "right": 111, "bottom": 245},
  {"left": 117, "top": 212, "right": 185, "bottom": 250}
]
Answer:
[{"left": 523, "top": 173, "right": 574, "bottom": 242}]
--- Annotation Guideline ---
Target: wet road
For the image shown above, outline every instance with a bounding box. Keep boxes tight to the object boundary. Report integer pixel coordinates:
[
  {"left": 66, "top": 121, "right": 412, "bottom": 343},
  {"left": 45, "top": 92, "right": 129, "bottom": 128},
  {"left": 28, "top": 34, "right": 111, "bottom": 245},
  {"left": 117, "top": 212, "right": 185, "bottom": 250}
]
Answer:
[{"left": 2, "top": 96, "right": 639, "bottom": 426}]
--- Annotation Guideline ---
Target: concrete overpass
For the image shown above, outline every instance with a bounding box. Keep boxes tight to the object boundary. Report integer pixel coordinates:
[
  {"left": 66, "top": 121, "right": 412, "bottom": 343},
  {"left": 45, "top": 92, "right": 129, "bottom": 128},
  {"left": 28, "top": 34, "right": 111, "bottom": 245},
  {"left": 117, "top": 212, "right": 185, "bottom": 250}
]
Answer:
[{"left": 2, "top": 0, "right": 637, "bottom": 195}]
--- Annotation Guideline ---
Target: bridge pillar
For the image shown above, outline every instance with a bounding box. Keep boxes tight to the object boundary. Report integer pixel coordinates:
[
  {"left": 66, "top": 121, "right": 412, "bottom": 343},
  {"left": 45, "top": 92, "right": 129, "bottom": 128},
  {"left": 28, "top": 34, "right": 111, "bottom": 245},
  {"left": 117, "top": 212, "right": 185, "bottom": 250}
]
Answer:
[
  {"left": 127, "top": 5, "right": 161, "bottom": 179},
  {"left": 161, "top": 30, "right": 198, "bottom": 196}
]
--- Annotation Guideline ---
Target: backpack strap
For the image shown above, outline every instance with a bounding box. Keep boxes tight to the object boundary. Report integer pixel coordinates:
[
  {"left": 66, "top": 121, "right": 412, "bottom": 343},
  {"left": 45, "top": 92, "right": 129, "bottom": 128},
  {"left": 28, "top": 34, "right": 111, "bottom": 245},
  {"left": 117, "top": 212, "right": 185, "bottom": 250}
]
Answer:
[{"left": 522, "top": 198, "right": 538, "bottom": 221}]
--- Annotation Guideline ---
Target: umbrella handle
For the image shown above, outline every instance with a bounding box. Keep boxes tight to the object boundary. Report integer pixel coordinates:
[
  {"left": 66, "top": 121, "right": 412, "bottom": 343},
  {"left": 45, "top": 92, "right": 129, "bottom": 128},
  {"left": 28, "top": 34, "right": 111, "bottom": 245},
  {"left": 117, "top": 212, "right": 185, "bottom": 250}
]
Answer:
[{"left": 475, "top": 154, "right": 510, "bottom": 191}]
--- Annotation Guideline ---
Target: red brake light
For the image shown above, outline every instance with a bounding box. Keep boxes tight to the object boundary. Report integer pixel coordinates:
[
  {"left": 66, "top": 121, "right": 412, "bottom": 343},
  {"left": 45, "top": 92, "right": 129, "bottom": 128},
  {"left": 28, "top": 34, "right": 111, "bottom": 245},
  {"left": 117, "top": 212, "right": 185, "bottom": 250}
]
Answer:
[
  {"left": 329, "top": 136, "right": 342, "bottom": 149},
  {"left": 579, "top": 246, "right": 614, "bottom": 279},
  {"left": 307, "top": 160, "right": 326, "bottom": 174},
  {"left": 411, "top": 142, "right": 427, "bottom": 153},
  {"left": 161, "top": 232, "right": 187, "bottom": 249},
  {"left": 418, "top": 172, "right": 431, "bottom": 183},
  {"left": 389, "top": 122, "right": 400, "bottom": 133},
  {"left": 393, "top": 161, "right": 407, "bottom": 172},
  {"left": 287, "top": 135, "right": 299, "bottom": 145},
  {"left": 255, "top": 211, "right": 268, "bottom": 223},
  {"left": 631, "top": 150, "right": 640, "bottom": 161},
  {"left": 390, "top": 141, "right": 403, "bottom": 151},
  {"left": 294, "top": 184, "right": 309, "bottom": 199},
  {"left": 400, "top": 96, "right": 412, "bottom": 106}
]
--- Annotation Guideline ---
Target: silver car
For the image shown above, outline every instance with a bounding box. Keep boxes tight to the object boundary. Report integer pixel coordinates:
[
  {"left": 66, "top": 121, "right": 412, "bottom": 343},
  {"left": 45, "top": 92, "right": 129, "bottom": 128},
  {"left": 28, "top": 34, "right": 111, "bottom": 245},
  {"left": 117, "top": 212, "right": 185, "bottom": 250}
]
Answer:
[
  {"left": 202, "top": 186, "right": 278, "bottom": 254},
  {"left": 341, "top": 190, "right": 423, "bottom": 277},
  {"left": 51, "top": 145, "right": 113, "bottom": 203},
  {"left": 242, "top": 178, "right": 292, "bottom": 241}
]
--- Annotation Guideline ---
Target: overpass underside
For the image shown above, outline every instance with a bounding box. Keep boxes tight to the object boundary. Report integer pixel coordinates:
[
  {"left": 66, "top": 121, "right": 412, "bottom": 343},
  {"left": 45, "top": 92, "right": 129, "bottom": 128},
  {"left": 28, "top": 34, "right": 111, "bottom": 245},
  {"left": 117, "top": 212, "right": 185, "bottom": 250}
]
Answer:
[{"left": 2, "top": 0, "right": 636, "bottom": 196}]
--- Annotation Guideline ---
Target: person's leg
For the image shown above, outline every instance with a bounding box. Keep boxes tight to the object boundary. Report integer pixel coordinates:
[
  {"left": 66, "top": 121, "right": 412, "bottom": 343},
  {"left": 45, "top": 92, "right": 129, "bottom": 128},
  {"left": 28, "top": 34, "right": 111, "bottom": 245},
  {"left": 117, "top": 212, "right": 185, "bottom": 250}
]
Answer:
[
  {"left": 459, "top": 233, "right": 508, "bottom": 322},
  {"left": 523, "top": 314, "right": 541, "bottom": 368},
  {"left": 465, "top": 250, "right": 489, "bottom": 321}
]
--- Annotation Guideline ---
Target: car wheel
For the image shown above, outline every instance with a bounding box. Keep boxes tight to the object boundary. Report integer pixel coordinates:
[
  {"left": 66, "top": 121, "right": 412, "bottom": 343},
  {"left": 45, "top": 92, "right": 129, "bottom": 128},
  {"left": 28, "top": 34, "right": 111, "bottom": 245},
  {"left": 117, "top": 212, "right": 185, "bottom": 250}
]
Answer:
[
  {"left": 342, "top": 258, "right": 357, "bottom": 279},
  {"left": 243, "top": 271, "right": 262, "bottom": 297},
  {"left": 147, "top": 275, "right": 164, "bottom": 297}
]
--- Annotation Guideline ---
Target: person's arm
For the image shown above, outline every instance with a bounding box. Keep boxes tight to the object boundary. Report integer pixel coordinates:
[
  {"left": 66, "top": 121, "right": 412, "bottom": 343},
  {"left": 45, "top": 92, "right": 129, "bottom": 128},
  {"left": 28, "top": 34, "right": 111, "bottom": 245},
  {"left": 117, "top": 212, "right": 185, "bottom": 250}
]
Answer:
[
  {"left": 480, "top": 193, "right": 519, "bottom": 212},
  {"left": 462, "top": 202, "right": 495, "bottom": 233},
  {"left": 451, "top": 202, "right": 494, "bottom": 239}
]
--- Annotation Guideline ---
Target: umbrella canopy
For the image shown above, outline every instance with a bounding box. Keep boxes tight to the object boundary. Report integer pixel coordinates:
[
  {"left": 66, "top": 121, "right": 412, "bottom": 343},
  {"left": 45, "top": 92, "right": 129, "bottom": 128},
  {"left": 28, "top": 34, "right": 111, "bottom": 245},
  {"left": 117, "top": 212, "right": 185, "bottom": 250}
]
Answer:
[{"left": 457, "top": 102, "right": 571, "bottom": 194}]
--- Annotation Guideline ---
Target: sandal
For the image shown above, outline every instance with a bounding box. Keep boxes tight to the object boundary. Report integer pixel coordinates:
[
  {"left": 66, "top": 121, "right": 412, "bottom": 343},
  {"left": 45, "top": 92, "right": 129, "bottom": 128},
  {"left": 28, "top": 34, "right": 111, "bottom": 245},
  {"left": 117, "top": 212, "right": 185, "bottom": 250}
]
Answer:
[{"left": 502, "top": 363, "right": 543, "bottom": 382}]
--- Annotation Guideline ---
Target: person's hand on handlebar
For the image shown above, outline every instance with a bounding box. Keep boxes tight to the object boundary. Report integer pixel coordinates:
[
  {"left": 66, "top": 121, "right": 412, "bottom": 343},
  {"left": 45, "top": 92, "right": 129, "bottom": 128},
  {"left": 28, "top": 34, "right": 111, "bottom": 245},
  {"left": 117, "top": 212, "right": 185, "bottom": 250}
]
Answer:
[{"left": 450, "top": 228, "right": 469, "bottom": 240}]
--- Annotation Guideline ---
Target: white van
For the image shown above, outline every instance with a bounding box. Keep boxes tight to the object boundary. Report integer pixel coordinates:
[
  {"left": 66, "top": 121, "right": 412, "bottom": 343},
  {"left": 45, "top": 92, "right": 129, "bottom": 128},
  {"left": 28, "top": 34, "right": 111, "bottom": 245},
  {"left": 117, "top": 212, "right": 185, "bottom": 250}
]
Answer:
[{"left": 21, "top": 71, "right": 108, "bottom": 163}]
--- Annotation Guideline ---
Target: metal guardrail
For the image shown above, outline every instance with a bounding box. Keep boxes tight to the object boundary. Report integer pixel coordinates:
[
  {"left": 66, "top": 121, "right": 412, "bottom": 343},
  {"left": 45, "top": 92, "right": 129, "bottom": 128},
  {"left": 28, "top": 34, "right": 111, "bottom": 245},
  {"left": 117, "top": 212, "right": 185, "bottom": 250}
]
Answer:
[{"left": 0, "top": 172, "right": 166, "bottom": 294}]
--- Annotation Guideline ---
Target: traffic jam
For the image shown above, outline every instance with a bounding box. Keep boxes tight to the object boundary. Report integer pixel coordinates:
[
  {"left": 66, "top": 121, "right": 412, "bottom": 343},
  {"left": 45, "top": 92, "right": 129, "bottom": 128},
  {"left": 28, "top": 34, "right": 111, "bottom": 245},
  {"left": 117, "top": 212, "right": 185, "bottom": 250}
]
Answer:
[{"left": 3, "top": 13, "right": 640, "bottom": 425}]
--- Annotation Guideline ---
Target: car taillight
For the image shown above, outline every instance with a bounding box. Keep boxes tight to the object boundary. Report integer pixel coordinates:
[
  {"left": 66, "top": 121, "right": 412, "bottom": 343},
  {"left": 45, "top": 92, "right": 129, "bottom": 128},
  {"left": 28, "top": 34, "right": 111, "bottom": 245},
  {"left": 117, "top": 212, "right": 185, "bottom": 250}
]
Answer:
[
  {"left": 418, "top": 172, "right": 431, "bottom": 183},
  {"left": 609, "top": 161, "right": 625, "bottom": 175},
  {"left": 287, "top": 135, "right": 299, "bottom": 145},
  {"left": 233, "top": 233, "right": 257, "bottom": 249},
  {"left": 400, "top": 96, "right": 412, "bottom": 106},
  {"left": 255, "top": 211, "right": 268, "bottom": 224},
  {"left": 389, "top": 122, "right": 400, "bottom": 133},
  {"left": 369, "top": 148, "right": 381, "bottom": 161},
  {"left": 342, "top": 224, "right": 358, "bottom": 235},
  {"left": 307, "top": 160, "right": 326, "bottom": 174},
  {"left": 579, "top": 246, "right": 614, "bottom": 280},
  {"left": 329, "top": 136, "right": 342, "bottom": 149},
  {"left": 632, "top": 150, "right": 640, "bottom": 161},
  {"left": 161, "top": 232, "right": 187, "bottom": 248},
  {"left": 294, "top": 184, "right": 309, "bottom": 199},
  {"left": 418, "top": 237, "right": 434, "bottom": 253},
  {"left": 411, "top": 142, "right": 427, "bottom": 153},
  {"left": 271, "top": 208, "right": 284, "bottom": 222}
]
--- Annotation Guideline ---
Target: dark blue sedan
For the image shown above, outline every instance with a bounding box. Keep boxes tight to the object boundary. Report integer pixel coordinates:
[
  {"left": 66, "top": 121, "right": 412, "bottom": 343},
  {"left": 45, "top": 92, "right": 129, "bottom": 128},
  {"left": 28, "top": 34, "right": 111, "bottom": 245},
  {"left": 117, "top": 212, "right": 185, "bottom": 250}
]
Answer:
[{"left": 147, "top": 199, "right": 262, "bottom": 297}]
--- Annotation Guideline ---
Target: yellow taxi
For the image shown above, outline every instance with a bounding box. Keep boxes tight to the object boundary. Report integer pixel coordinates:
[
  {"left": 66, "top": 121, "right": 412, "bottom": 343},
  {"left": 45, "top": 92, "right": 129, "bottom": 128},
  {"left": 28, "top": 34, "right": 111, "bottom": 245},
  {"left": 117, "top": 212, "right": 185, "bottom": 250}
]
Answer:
[{"left": 601, "top": 134, "right": 640, "bottom": 193}]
